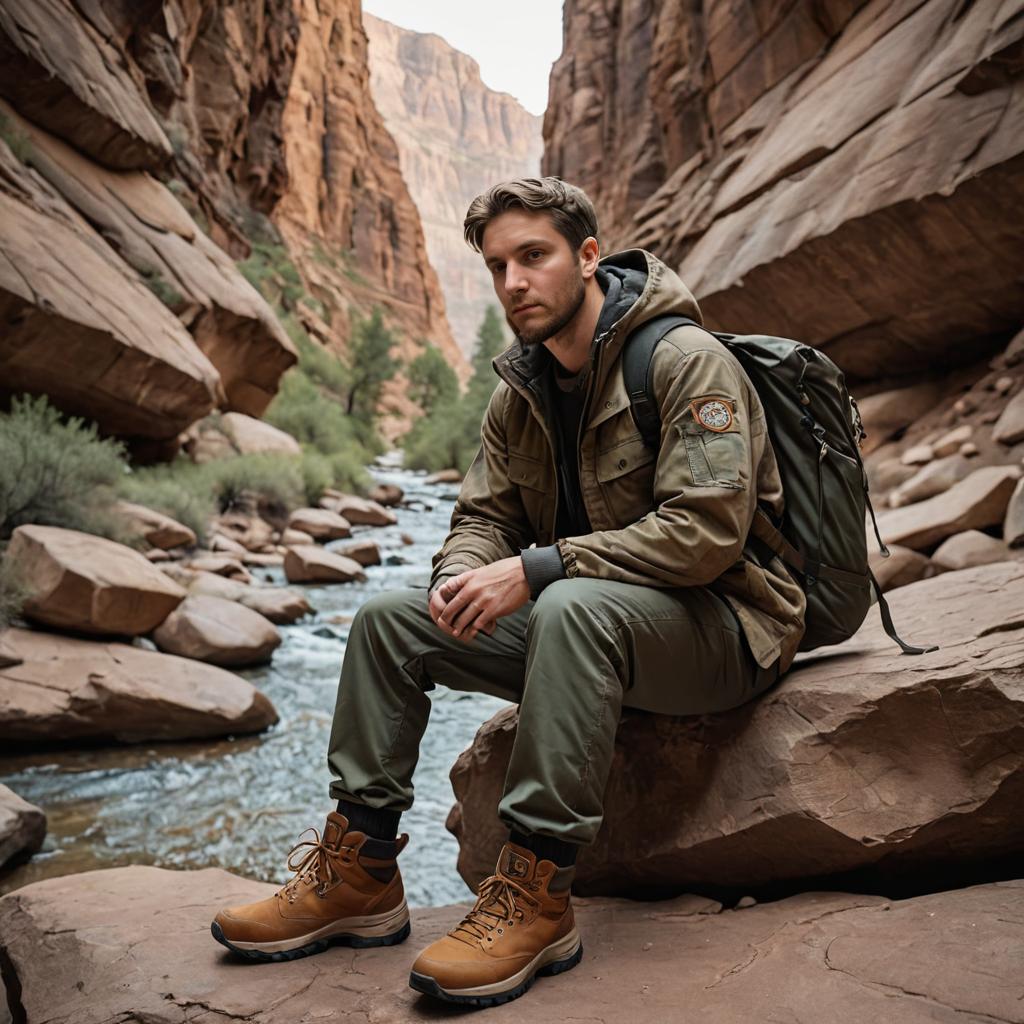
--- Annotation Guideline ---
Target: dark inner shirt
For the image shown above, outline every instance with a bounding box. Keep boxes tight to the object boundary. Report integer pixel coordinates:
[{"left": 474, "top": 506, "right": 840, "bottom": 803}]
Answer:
[{"left": 550, "top": 360, "right": 591, "bottom": 539}]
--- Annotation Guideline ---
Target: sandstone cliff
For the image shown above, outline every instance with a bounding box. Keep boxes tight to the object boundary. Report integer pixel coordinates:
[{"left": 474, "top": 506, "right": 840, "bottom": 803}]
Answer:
[
  {"left": 544, "top": 0, "right": 1024, "bottom": 383},
  {"left": 0, "top": 0, "right": 463, "bottom": 448},
  {"left": 365, "top": 14, "right": 542, "bottom": 356},
  {"left": 272, "top": 1, "right": 464, "bottom": 385}
]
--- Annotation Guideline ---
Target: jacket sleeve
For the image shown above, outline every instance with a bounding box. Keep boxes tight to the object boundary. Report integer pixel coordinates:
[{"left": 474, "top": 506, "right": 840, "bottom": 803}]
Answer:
[
  {"left": 556, "top": 336, "right": 764, "bottom": 588},
  {"left": 429, "top": 384, "right": 536, "bottom": 591}
]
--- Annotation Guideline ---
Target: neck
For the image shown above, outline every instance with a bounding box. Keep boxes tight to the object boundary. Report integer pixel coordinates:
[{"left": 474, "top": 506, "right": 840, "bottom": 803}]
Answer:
[{"left": 542, "top": 279, "right": 605, "bottom": 374}]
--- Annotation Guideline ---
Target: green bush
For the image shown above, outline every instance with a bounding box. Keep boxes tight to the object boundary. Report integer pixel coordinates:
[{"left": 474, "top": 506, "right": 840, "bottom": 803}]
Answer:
[
  {"left": 238, "top": 241, "right": 305, "bottom": 312},
  {"left": 0, "top": 548, "right": 28, "bottom": 629},
  {"left": 0, "top": 395, "right": 129, "bottom": 541}
]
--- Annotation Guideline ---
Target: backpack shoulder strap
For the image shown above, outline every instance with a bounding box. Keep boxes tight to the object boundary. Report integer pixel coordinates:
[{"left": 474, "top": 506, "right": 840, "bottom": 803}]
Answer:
[{"left": 622, "top": 315, "right": 700, "bottom": 448}]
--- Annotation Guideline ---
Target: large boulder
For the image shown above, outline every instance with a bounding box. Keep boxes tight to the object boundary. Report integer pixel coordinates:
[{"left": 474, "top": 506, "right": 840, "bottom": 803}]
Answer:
[
  {"left": 0, "top": 784, "right": 45, "bottom": 869},
  {"left": 0, "top": 128, "right": 221, "bottom": 444},
  {"left": 283, "top": 546, "right": 367, "bottom": 585},
  {"left": 931, "top": 530, "right": 1015, "bottom": 571},
  {"left": 287, "top": 508, "right": 352, "bottom": 541},
  {"left": 992, "top": 390, "right": 1024, "bottom": 445},
  {"left": 868, "top": 544, "right": 934, "bottom": 592},
  {"left": 886, "top": 453, "right": 975, "bottom": 508},
  {"left": 450, "top": 562, "right": 1024, "bottom": 896},
  {"left": 332, "top": 539, "right": 383, "bottom": 567},
  {"left": 320, "top": 491, "right": 398, "bottom": 526},
  {"left": 114, "top": 501, "right": 196, "bottom": 551},
  {"left": 854, "top": 382, "right": 947, "bottom": 455},
  {"left": 187, "top": 572, "right": 312, "bottom": 625},
  {"left": 2, "top": 103, "right": 297, "bottom": 419},
  {"left": 151, "top": 595, "right": 281, "bottom": 668},
  {"left": 212, "top": 511, "right": 276, "bottom": 553},
  {"left": 873, "top": 465, "right": 1021, "bottom": 551},
  {"left": 218, "top": 412, "right": 302, "bottom": 455},
  {"left": 0, "top": 628, "right": 277, "bottom": 745},
  {"left": 0, "top": 866, "right": 1021, "bottom": 1023},
  {"left": 6, "top": 525, "right": 186, "bottom": 636}
]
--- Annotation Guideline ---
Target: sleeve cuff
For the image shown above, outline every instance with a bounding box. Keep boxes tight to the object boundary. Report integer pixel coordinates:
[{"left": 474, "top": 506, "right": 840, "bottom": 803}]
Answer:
[{"left": 520, "top": 545, "right": 567, "bottom": 600}]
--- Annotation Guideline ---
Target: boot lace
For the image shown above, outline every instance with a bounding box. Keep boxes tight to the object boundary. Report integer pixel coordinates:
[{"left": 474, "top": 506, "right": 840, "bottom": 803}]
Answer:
[
  {"left": 452, "top": 873, "right": 538, "bottom": 945},
  {"left": 279, "top": 826, "right": 354, "bottom": 902}
]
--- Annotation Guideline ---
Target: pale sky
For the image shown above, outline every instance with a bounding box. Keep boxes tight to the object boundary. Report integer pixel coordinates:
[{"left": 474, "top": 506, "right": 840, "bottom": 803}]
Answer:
[{"left": 362, "top": 1, "right": 565, "bottom": 116}]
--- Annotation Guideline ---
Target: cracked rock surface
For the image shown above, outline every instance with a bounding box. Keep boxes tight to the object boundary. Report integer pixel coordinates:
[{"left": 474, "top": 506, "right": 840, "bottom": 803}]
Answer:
[
  {"left": 451, "top": 561, "right": 1024, "bottom": 896},
  {"left": 0, "top": 866, "right": 1021, "bottom": 1022}
]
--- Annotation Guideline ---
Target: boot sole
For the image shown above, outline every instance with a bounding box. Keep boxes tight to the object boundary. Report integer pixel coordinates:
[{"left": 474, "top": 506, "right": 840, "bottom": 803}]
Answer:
[
  {"left": 409, "top": 929, "right": 583, "bottom": 1007},
  {"left": 212, "top": 903, "right": 411, "bottom": 963}
]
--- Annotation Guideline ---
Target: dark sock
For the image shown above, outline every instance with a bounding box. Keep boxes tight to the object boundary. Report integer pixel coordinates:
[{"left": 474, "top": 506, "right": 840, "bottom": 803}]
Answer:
[
  {"left": 509, "top": 828, "right": 579, "bottom": 868},
  {"left": 336, "top": 799, "right": 401, "bottom": 842}
]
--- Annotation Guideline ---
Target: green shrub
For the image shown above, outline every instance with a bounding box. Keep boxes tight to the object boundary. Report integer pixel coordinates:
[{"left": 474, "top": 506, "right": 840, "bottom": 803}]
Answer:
[
  {"left": 142, "top": 267, "right": 185, "bottom": 309},
  {"left": 238, "top": 242, "right": 305, "bottom": 311},
  {"left": 0, "top": 548, "right": 28, "bottom": 629},
  {"left": 0, "top": 395, "right": 129, "bottom": 541},
  {"left": 117, "top": 465, "right": 216, "bottom": 544}
]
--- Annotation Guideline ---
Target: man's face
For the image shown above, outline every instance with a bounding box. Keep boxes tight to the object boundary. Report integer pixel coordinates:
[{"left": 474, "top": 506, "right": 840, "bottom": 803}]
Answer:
[{"left": 481, "top": 209, "right": 588, "bottom": 345}]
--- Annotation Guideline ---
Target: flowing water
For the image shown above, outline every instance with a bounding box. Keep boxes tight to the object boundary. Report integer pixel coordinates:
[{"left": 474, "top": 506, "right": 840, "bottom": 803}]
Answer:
[{"left": 0, "top": 458, "right": 507, "bottom": 907}]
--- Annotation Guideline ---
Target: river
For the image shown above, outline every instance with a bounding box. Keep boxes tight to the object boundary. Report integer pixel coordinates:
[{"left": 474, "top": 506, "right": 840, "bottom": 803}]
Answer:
[{"left": 0, "top": 459, "right": 507, "bottom": 908}]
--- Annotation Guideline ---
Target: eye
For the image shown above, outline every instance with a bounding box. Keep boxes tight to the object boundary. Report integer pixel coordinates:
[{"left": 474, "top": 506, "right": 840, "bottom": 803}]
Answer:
[
  {"left": 490, "top": 263, "right": 505, "bottom": 275},
  {"left": 527, "top": 249, "right": 544, "bottom": 261}
]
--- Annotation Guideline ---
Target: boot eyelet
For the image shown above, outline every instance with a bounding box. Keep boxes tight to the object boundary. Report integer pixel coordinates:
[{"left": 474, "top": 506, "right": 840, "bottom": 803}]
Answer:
[{"left": 497, "top": 928, "right": 503, "bottom": 935}]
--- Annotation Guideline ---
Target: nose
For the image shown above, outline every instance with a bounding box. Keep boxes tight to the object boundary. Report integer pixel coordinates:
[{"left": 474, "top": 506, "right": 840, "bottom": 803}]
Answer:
[{"left": 504, "top": 260, "right": 528, "bottom": 296}]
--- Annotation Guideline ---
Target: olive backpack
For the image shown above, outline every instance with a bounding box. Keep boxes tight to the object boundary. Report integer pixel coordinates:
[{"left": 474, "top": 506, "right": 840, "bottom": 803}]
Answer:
[{"left": 622, "top": 315, "right": 937, "bottom": 655}]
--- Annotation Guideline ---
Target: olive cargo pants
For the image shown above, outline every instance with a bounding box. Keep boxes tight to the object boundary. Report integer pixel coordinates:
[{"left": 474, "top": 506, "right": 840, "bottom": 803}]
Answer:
[{"left": 327, "top": 577, "right": 780, "bottom": 845}]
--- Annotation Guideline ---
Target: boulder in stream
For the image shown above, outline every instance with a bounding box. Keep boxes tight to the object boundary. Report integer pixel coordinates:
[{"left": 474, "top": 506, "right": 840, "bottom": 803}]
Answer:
[{"left": 0, "top": 627, "right": 277, "bottom": 744}]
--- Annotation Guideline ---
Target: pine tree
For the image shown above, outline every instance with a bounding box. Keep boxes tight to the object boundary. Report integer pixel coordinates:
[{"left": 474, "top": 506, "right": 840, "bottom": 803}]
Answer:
[
  {"left": 408, "top": 342, "right": 459, "bottom": 415},
  {"left": 345, "top": 308, "right": 401, "bottom": 422}
]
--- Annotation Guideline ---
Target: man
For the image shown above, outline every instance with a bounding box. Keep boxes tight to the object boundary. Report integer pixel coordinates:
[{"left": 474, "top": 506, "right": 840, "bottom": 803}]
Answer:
[{"left": 211, "top": 177, "right": 806, "bottom": 1007}]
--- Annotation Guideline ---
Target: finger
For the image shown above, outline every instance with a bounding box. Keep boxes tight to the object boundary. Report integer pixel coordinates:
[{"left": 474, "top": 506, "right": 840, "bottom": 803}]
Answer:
[
  {"left": 439, "top": 586, "right": 474, "bottom": 630},
  {"left": 450, "top": 596, "right": 489, "bottom": 636}
]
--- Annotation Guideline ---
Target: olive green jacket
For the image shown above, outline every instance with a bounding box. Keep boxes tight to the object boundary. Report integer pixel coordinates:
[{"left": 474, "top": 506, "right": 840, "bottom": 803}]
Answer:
[{"left": 430, "top": 250, "right": 806, "bottom": 672}]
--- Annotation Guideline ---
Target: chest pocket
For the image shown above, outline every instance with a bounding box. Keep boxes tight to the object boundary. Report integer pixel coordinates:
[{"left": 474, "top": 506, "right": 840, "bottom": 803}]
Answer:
[
  {"left": 595, "top": 434, "right": 657, "bottom": 525},
  {"left": 508, "top": 450, "right": 550, "bottom": 540}
]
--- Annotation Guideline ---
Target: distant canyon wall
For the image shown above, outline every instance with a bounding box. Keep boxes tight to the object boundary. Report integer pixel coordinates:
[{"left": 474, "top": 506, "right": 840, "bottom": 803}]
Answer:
[
  {"left": 365, "top": 14, "right": 542, "bottom": 357},
  {"left": 544, "top": 0, "right": 1024, "bottom": 384}
]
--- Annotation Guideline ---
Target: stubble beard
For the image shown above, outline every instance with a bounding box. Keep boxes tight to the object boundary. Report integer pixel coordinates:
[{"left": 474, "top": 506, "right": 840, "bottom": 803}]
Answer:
[{"left": 507, "top": 271, "right": 587, "bottom": 346}]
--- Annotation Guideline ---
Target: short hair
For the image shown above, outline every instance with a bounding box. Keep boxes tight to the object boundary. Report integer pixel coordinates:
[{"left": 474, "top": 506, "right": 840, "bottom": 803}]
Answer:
[{"left": 463, "top": 177, "right": 599, "bottom": 254}]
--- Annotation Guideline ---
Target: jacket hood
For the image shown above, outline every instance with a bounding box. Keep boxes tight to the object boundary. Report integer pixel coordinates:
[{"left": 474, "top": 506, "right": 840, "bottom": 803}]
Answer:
[{"left": 495, "top": 249, "right": 702, "bottom": 388}]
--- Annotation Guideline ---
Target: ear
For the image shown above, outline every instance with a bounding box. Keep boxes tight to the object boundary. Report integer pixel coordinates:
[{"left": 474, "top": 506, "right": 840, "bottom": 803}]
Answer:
[{"left": 578, "top": 236, "right": 600, "bottom": 279}]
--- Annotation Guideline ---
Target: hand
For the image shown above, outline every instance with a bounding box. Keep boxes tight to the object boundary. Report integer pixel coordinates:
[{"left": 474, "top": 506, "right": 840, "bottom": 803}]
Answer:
[
  {"left": 436, "top": 557, "right": 530, "bottom": 643},
  {"left": 428, "top": 576, "right": 497, "bottom": 644}
]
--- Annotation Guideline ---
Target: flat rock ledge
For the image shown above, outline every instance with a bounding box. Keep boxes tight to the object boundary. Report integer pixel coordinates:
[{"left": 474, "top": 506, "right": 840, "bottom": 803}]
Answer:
[
  {"left": 450, "top": 561, "right": 1024, "bottom": 897},
  {"left": 0, "top": 867, "right": 1020, "bottom": 1023}
]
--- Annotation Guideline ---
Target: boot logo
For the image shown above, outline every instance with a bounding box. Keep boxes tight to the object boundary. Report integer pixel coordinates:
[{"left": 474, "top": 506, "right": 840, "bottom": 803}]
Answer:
[{"left": 505, "top": 853, "right": 530, "bottom": 879}]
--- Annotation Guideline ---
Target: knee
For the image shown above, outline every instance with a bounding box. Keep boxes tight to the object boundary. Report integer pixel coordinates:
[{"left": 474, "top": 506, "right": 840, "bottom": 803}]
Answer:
[
  {"left": 352, "top": 588, "right": 428, "bottom": 633},
  {"left": 529, "top": 578, "right": 609, "bottom": 631}
]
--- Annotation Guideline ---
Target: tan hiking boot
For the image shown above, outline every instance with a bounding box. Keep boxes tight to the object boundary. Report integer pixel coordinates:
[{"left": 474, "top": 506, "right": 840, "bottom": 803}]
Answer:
[
  {"left": 211, "top": 811, "right": 410, "bottom": 962},
  {"left": 409, "top": 842, "right": 582, "bottom": 1006}
]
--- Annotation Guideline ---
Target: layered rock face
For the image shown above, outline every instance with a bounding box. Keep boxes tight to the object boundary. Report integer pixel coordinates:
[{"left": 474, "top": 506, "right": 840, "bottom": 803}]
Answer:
[
  {"left": 544, "top": 0, "right": 1024, "bottom": 382},
  {"left": 272, "top": 3, "right": 463, "bottom": 378},
  {"left": 365, "top": 14, "right": 542, "bottom": 356},
  {"left": 0, "top": 0, "right": 463, "bottom": 445}
]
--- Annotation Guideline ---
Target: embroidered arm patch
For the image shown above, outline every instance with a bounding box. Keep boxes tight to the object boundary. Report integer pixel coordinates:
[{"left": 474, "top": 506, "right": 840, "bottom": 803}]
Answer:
[{"left": 689, "top": 397, "right": 735, "bottom": 432}]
